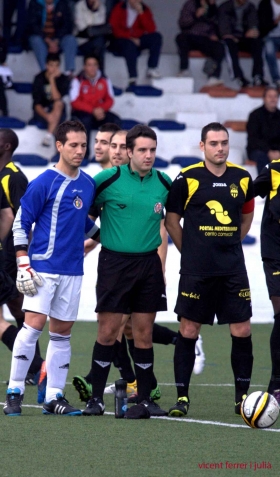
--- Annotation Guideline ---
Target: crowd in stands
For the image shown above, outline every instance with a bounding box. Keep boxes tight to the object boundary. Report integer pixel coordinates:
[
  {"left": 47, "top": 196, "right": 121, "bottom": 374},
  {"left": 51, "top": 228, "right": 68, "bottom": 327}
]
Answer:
[{"left": 2, "top": 0, "right": 280, "bottom": 160}]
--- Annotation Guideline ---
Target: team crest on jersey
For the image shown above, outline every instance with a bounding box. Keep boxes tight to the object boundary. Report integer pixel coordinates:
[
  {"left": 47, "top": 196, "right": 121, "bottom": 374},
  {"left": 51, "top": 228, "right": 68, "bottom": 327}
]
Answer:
[
  {"left": 230, "top": 183, "right": 238, "bottom": 198},
  {"left": 154, "top": 202, "right": 163, "bottom": 214},
  {"left": 97, "top": 83, "right": 103, "bottom": 90},
  {"left": 73, "top": 195, "right": 83, "bottom": 209}
]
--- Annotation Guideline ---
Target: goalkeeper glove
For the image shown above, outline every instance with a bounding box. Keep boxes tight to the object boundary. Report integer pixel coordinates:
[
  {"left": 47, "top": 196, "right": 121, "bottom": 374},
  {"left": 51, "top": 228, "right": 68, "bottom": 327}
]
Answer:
[{"left": 16, "top": 256, "right": 43, "bottom": 297}]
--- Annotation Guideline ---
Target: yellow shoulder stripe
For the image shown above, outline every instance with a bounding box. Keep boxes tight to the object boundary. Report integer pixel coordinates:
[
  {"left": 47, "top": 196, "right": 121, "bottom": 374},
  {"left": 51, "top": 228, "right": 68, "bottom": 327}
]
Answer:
[
  {"left": 240, "top": 177, "right": 249, "bottom": 196},
  {"left": 270, "top": 169, "right": 280, "bottom": 200},
  {"left": 1, "top": 175, "right": 13, "bottom": 208},
  {"left": 181, "top": 162, "right": 204, "bottom": 173},
  {"left": 227, "top": 161, "right": 246, "bottom": 171},
  {"left": 184, "top": 178, "right": 199, "bottom": 209},
  {"left": 6, "top": 161, "right": 19, "bottom": 172}
]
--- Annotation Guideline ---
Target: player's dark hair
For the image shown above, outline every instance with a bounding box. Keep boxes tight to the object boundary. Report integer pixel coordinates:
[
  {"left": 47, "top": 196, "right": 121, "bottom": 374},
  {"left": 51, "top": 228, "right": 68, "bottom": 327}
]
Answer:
[
  {"left": 110, "top": 129, "right": 128, "bottom": 142},
  {"left": 98, "top": 123, "right": 121, "bottom": 134},
  {"left": 263, "top": 85, "right": 279, "bottom": 98},
  {"left": 55, "top": 120, "right": 87, "bottom": 144},
  {"left": 0, "top": 128, "right": 19, "bottom": 154},
  {"left": 46, "top": 53, "right": 60, "bottom": 64},
  {"left": 84, "top": 53, "right": 100, "bottom": 66},
  {"left": 126, "top": 124, "right": 157, "bottom": 151},
  {"left": 201, "top": 122, "right": 228, "bottom": 143}
]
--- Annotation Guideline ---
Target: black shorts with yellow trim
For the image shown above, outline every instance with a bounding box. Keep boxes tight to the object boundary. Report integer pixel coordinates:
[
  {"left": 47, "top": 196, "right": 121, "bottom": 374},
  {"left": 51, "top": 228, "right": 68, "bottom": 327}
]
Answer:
[
  {"left": 96, "top": 247, "right": 167, "bottom": 314},
  {"left": 175, "top": 273, "right": 252, "bottom": 325},
  {"left": 263, "top": 258, "right": 280, "bottom": 298}
]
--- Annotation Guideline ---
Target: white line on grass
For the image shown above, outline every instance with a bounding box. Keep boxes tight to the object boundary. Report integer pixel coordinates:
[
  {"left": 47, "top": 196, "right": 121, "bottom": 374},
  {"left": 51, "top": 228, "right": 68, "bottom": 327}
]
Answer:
[
  {"left": 0, "top": 381, "right": 268, "bottom": 387},
  {"left": 157, "top": 383, "right": 267, "bottom": 387},
  {"left": 1, "top": 403, "right": 279, "bottom": 432}
]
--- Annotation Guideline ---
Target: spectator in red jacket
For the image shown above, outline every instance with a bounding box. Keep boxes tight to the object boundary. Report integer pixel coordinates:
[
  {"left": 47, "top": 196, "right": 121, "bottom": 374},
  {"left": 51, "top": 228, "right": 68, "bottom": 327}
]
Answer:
[
  {"left": 109, "top": 0, "right": 162, "bottom": 89},
  {"left": 70, "top": 54, "right": 121, "bottom": 158}
]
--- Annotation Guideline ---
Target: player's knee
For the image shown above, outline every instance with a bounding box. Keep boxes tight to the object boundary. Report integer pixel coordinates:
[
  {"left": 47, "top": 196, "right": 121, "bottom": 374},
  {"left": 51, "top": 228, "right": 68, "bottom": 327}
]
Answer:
[
  {"left": 179, "top": 318, "right": 200, "bottom": 339},
  {"left": 230, "top": 320, "right": 251, "bottom": 337}
]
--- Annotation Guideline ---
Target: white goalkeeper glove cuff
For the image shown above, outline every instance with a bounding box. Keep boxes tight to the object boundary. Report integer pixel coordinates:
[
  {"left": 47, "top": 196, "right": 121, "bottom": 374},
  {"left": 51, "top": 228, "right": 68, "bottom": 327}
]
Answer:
[{"left": 16, "top": 256, "right": 43, "bottom": 297}]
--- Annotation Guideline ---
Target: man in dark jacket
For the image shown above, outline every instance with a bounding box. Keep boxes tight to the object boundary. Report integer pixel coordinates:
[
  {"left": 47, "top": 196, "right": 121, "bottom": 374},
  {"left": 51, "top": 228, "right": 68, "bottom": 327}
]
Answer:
[
  {"left": 258, "top": 0, "right": 280, "bottom": 87},
  {"left": 176, "top": 0, "right": 225, "bottom": 87},
  {"left": 218, "top": 0, "right": 265, "bottom": 87},
  {"left": 31, "top": 53, "right": 70, "bottom": 147},
  {"left": 27, "top": 0, "right": 77, "bottom": 73},
  {"left": 247, "top": 86, "right": 280, "bottom": 173}
]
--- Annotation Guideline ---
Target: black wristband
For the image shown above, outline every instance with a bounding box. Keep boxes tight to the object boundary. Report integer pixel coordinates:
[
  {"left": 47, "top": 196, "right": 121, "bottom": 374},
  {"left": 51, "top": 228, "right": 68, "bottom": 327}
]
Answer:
[
  {"left": 90, "top": 228, "right": 100, "bottom": 241},
  {"left": 15, "top": 245, "right": 28, "bottom": 252}
]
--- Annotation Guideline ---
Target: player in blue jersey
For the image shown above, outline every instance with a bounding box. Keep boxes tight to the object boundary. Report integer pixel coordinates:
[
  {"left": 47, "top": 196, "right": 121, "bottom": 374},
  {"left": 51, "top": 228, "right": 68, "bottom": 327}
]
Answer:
[{"left": 3, "top": 120, "right": 100, "bottom": 416}]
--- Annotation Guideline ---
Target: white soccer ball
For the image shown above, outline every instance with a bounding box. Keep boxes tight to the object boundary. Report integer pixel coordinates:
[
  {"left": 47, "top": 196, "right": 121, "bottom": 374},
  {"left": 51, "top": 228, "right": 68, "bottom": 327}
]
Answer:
[{"left": 241, "top": 391, "right": 279, "bottom": 429}]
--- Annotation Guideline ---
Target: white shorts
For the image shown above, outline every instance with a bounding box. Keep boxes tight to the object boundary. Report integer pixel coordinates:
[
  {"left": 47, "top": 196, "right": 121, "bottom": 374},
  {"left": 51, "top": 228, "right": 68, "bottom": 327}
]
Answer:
[{"left": 23, "top": 273, "right": 83, "bottom": 321}]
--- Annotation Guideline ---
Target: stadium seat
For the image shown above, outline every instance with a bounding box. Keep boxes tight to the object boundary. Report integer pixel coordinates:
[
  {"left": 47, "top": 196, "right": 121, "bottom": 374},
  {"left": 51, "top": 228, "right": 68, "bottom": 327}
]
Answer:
[
  {"left": 28, "top": 118, "right": 47, "bottom": 129},
  {"left": 121, "top": 119, "right": 141, "bottom": 129},
  {"left": 0, "top": 117, "right": 26, "bottom": 129},
  {"left": 171, "top": 156, "right": 202, "bottom": 167},
  {"left": 200, "top": 85, "right": 238, "bottom": 98},
  {"left": 154, "top": 157, "right": 169, "bottom": 168},
  {"left": 13, "top": 82, "right": 33, "bottom": 94},
  {"left": 148, "top": 120, "right": 186, "bottom": 131},
  {"left": 223, "top": 121, "right": 247, "bottom": 132},
  {"left": 13, "top": 154, "right": 49, "bottom": 166},
  {"left": 126, "top": 85, "right": 163, "bottom": 96},
  {"left": 7, "top": 45, "right": 23, "bottom": 54},
  {"left": 51, "top": 153, "right": 59, "bottom": 163},
  {"left": 113, "top": 86, "right": 123, "bottom": 96}
]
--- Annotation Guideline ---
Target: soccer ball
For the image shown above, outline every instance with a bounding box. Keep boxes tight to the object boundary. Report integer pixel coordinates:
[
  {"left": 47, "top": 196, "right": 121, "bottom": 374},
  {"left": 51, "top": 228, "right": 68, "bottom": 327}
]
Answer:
[{"left": 241, "top": 391, "right": 279, "bottom": 429}]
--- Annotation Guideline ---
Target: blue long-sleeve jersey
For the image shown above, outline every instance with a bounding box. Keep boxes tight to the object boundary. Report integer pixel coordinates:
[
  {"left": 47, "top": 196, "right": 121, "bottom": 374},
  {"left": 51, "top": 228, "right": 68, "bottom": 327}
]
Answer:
[{"left": 13, "top": 167, "right": 98, "bottom": 275}]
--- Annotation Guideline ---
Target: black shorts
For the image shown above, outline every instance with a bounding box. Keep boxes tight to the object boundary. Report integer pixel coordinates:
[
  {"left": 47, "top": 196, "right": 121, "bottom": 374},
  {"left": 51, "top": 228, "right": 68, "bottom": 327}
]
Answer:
[
  {"left": 0, "top": 270, "right": 18, "bottom": 306},
  {"left": 263, "top": 258, "right": 280, "bottom": 298},
  {"left": 175, "top": 273, "right": 252, "bottom": 325},
  {"left": 4, "top": 255, "right": 17, "bottom": 282},
  {"left": 96, "top": 248, "right": 167, "bottom": 314}
]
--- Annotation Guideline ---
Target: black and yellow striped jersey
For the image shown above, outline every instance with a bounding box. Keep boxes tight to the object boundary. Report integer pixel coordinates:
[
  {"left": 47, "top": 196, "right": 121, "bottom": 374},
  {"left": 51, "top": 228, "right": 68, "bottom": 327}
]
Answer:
[
  {"left": 166, "top": 161, "right": 254, "bottom": 276},
  {"left": 0, "top": 161, "right": 28, "bottom": 216},
  {"left": 0, "top": 161, "right": 28, "bottom": 261},
  {"left": 254, "top": 159, "right": 280, "bottom": 260}
]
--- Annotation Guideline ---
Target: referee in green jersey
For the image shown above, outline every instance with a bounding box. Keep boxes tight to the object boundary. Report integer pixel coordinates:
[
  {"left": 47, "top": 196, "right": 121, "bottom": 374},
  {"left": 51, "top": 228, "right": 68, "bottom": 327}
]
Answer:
[
  {"left": 165, "top": 122, "right": 255, "bottom": 418},
  {"left": 83, "top": 124, "right": 172, "bottom": 419}
]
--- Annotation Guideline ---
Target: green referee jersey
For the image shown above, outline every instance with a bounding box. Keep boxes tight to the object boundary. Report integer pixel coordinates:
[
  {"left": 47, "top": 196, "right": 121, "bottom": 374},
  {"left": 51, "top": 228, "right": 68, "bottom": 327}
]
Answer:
[{"left": 93, "top": 164, "right": 172, "bottom": 253}]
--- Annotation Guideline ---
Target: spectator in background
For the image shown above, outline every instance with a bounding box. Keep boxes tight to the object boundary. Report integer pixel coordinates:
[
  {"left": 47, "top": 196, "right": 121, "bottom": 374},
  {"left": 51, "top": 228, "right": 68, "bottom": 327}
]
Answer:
[
  {"left": 27, "top": 0, "right": 77, "bottom": 74},
  {"left": 31, "top": 53, "right": 70, "bottom": 147},
  {"left": 176, "top": 0, "right": 224, "bottom": 87},
  {"left": 109, "top": 0, "right": 162, "bottom": 90},
  {"left": 258, "top": 0, "right": 280, "bottom": 88},
  {"left": 105, "top": 0, "right": 120, "bottom": 20},
  {"left": 75, "top": 0, "right": 112, "bottom": 72},
  {"left": 247, "top": 86, "right": 280, "bottom": 173},
  {"left": 70, "top": 54, "right": 121, "bottom": 158},
  {"left": 218, "top": 0, "right": 266, "bottom": 87},
  {"left": 0, "top": 32, "right": 13, "bottom": 116},
  {"left": 3, "top": 0, "right": 27, "bottom": 47}
]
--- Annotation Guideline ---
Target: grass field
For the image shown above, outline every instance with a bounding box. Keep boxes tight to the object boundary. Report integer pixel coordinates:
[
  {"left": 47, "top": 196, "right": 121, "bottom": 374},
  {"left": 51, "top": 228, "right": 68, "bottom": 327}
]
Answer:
[{"left": 0, "top": 322, "right": 279, "bottom": 477}]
